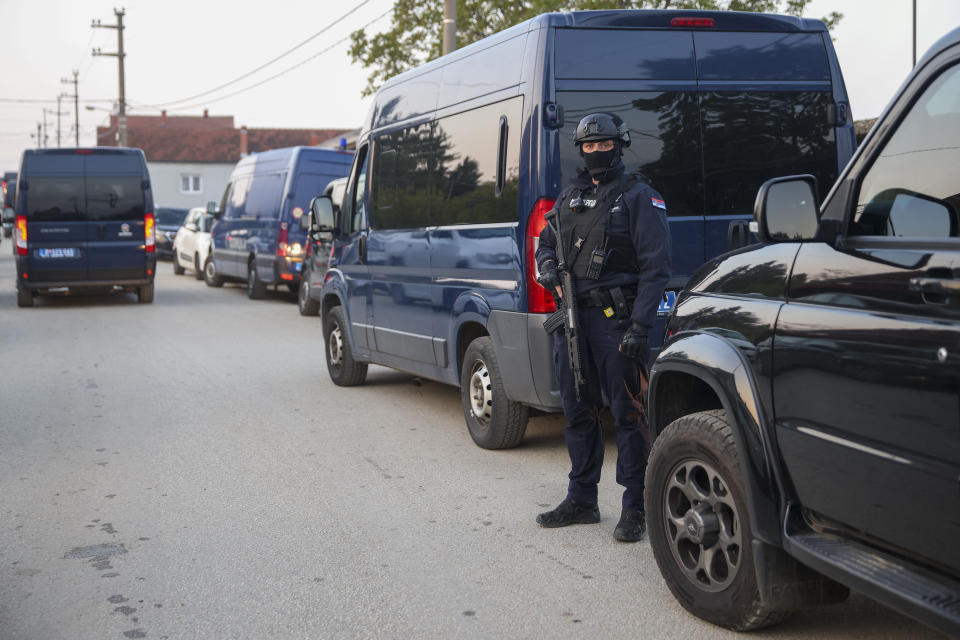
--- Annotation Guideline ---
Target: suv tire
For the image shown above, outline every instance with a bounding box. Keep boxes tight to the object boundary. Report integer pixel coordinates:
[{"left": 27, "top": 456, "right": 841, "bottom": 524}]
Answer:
[
  {"left": 204, "top": 256, "right": 223, "bottom": 287},
  {"left": 645, "top": 409, "right": 787, "bottom": 631},
  {"left": 460, "top": 336, "right": 528, "bottom": 449},
  {"left": 17, "top": 287, "right": 33, "bottom": 308},
  {"left": 193, "top": 254, "right": 203, "bottom": 280},
  {"left": 172, "top": 250, "right": 185, "bottom": 275},
  {"left": 298, "top": 274, "right": 319, "bottom": 316},
  {"left": 247, "top": 261, "right": 266, "bottom": 299},
  {"left": 324, "top": 306, "right": 367, "bottom": 386},
  {"left": 138, "top": 282, "right": 155, "bottom": 304}
]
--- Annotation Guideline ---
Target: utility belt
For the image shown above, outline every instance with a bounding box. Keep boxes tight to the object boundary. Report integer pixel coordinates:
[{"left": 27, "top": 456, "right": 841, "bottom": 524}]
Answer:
[{"left": 577, "top": 285, "right": 635, "bottom": 320}]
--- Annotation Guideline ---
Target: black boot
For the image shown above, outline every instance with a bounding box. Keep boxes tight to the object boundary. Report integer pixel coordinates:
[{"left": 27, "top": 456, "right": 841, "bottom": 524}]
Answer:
[
  {"left": 613, "top": 508, "right": 646, "bottom": 542},
  {"left": 536, "top": 499, "right": 601, "bottom": 528}
]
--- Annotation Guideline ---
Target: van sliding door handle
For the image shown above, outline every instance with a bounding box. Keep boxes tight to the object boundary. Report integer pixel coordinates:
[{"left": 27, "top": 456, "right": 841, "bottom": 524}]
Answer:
[{"left": 909, "top": 277, "right": 960, "bottom": 293}]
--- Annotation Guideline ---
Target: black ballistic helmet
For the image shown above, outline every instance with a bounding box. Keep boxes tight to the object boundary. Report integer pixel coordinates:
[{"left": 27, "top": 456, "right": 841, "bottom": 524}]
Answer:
[{"left": 573, "top": 112, "right": 631, "bottom": 148}]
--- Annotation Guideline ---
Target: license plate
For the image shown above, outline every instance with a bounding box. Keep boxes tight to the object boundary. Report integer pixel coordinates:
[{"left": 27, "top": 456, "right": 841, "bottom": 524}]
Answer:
[
  {"left": 37, "top": 248, "right": 78, "bottom": 259},
  {"left": 657, "top": 290, "right": 677, "bottom": 316}
]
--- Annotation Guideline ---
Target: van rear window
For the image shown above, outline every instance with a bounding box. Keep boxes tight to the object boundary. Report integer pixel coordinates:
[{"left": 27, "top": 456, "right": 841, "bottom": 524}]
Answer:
[
  {"left": 695, "top": 32, "right": 830, "bottom": 81},
  {"left": 26, "top": 175, "right": 146, "bottom": 221},
  {"left": 555, "top": 29, "right": 695, "bottom": 80}
]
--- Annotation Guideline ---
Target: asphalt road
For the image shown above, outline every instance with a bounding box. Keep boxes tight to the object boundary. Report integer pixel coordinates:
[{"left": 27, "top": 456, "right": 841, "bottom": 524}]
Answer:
[{"left": 0, "top": 248, "right": 944, "bottom": 640}]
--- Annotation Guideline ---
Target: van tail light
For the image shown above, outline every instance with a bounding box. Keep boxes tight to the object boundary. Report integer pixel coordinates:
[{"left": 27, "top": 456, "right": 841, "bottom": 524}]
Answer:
[
  {"left": 526, "top": 197, "right": 557, "bottom": 314},
  {"left": 15, "top": 214, "right": 27, "bottom": 255},
  {"left": 670, "top": 17, "right": 715, "bottom": 27},
  {"left": 277, "top": 223, "right": 289, "bottom": 257},
  {"left": 144, "top": 213, "right": 155, "bottom": 252}
]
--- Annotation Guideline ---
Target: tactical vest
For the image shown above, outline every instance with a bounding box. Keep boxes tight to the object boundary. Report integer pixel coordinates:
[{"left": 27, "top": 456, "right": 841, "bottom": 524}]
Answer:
[{"left": 558, "top": 173, "right": 643, "bottom": 279}]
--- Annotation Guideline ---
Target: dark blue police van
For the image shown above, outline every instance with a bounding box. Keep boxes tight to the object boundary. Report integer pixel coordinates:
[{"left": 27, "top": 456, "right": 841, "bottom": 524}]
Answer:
[
  {"left": 205, "top": 146, "right": 353, "bottom": 298},
  {"left": 316, "top": 9, "right": 857, "bottom": 448},
  {"left": 14, "top": 148, "right": 157, "bottom": 307}
]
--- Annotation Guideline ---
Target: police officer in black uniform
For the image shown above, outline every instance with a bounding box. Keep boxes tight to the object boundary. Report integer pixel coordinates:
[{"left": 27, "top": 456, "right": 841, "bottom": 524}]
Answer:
[{"left": 535, "top": 112, "right": 671, "bottom": 542}]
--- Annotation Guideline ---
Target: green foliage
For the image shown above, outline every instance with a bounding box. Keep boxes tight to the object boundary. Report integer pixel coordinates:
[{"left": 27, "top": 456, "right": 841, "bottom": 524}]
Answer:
[{"left": 349, "top": 0, "right": 842, "bottom": 96}]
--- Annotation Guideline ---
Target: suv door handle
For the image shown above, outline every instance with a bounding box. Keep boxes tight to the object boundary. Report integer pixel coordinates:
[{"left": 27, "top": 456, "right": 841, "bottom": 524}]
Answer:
[{"left": 909, "top": 277, "right": 960, "bottom": 305}]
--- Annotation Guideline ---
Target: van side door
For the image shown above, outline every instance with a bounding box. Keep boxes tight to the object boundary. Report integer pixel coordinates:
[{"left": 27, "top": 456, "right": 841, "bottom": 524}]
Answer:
[
  {"left": 336, "top": 144, "right": 374, "bottom": 352},
  {"left": 773, "top": 57, "right": 960, "bottom": 574}
]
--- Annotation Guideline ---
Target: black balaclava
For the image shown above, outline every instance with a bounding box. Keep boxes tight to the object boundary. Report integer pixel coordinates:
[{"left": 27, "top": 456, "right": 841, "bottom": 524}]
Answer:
[{"left": 581, "top": 140, "right": 621, "bottom": 182}]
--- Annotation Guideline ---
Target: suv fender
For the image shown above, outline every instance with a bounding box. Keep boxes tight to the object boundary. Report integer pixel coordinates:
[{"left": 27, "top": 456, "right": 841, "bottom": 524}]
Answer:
[{"left": 650, "top": 331, "right": 781, "bottom": 545}]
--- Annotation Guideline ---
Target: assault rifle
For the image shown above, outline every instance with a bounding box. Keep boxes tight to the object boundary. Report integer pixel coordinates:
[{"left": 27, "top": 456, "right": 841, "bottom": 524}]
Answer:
[{"left": 541, "top": 209, "right": 586, "bottom": 400}]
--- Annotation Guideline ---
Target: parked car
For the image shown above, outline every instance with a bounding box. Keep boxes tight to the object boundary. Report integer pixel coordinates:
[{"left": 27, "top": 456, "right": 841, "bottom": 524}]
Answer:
[
  {"left": 153, "top": 206, "right": 189, "bottom": 259},
  {"left": 14, "top": 147, "right": 156, "bottom": 307},
  {"left": 298, "top": 176, "right": 346, "bottom": 316},
  {"left": 171, "top": 206, "right": 213, "bottom": 280},
  {"left": 645, "top": 25, "right": 960, "bottom": 636},
  {"left": 2, "top": 171, "right": 16, "bottom": 238},
  {"left": 205, "top": 146, "right": 353, "bottom": 298},
  {"left": 317, "top": 8, "right": 856, "bottom": 449}
]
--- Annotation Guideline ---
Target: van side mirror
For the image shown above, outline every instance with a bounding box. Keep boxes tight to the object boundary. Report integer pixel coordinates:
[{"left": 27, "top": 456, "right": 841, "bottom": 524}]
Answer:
[
  {"left": 309, "top": 195, "right": 335, "bottom": 232},
  {"left": 206, "top": 200, "right": 220, "bottom": 218},
  {"left": 298, "top": 210, "right": 311, "bottom": 231},
  {"left": 750, "top": 175, "right": 820, "bottom": 242}
]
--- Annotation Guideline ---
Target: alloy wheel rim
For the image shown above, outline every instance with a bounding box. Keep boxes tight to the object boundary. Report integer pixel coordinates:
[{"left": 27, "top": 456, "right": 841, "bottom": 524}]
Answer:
[
  {"left": 328, "top": 323, "right": 343, "bottom": 367},
  {"left": 206, "top": 260, "right": 215, "bottom": 279},
  {"left": 663, "top": 458, "right": 742, "bottom": 593},
  {"left": 468, "top": 360, "right": 492, "bottom": 426}
]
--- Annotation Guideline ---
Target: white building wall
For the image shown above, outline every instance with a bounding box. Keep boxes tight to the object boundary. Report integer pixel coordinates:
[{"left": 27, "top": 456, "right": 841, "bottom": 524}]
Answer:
[{"left": 147, "top": 162, "right": 235, "bottom": 209}]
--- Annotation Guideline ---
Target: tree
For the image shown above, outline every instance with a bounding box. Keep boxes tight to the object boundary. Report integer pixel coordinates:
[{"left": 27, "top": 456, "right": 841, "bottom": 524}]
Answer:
[{"left": 349, "top": 0, "right": 842, "bottom": 96}]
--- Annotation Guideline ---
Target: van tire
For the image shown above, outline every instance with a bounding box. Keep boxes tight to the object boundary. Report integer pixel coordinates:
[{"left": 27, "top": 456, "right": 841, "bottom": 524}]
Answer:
[
  {"left": 204, "top": 256, "right": 223, "bottom": 287},
  {"left": 193, "top": 254, "right": 203, "bottom": 280},
  {"left": 645, "top": 410, "right": 788, "bottom": 631},
  {"left": 324, "top": 306, "right": 367, "bottom": 386},
  {"left": 460, "top": 336, "right": 528, "bottom": 449},
  {"left": 138, "top": 282, "right": 155, "bottom": 304},
  {"left": 172, "top": 250, "right": 185, "bottom": 275},
  {"left": 17, "top": 287, "right": 33, "bottom": 308},
  {"left": 247, "top": 261, "right": 266, "bottom": 299},
  {"left": 298, "top": 274, "right": 319, "bottom": 316}
]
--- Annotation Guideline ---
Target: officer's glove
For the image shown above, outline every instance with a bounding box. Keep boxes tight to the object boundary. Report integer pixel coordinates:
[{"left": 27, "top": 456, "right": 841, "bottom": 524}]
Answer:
[
  {"left": 620, "top": 324, "right": 648, "bottom": 361},
  {"left": 537, "top": 260, "right": 562, "bottom": 297}
]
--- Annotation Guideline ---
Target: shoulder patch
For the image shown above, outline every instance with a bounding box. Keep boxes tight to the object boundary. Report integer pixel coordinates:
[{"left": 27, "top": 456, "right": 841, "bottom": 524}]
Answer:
[{"left": 651, "top": 197, "right": 666, "bottom": 210}]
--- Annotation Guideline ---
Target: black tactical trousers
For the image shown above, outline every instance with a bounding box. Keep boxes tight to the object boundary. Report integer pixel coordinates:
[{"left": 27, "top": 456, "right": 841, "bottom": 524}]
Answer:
[{"left": 553, "top": 306, "right": 650, "bottom": 510}]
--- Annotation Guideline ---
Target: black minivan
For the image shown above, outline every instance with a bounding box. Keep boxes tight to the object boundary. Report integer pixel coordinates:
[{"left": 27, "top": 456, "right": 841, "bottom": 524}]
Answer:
[{"left": 14, "top": 148, "right": 157, "bottom": 307}]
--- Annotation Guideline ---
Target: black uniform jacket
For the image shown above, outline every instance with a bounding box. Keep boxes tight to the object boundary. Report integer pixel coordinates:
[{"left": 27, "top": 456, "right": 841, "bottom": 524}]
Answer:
[{"left": 536, "top": 164, "right": 672, "bottom": 332}]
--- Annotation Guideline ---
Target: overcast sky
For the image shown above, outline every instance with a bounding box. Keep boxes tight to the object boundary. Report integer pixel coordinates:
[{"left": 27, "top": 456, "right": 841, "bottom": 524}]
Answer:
[{"left": 1, "top": 0, "right": 958, "bottom": 172}]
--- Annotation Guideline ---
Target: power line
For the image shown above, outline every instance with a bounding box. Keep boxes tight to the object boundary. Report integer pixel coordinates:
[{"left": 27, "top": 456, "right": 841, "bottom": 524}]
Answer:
[
  {"left": 0, "top": 98, "right": 114, "bottom": 104},
  {"left": 151, "top": 7, "right": 391, "bottom": 114},
  {"left": 142, "top": 0, "right": 372, "bottom": 109}
]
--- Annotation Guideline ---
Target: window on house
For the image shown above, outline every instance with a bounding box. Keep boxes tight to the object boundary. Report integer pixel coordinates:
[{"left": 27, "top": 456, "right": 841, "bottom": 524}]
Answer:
[{"left": 180, "top": 174, "right": 202, "bottom": 194}]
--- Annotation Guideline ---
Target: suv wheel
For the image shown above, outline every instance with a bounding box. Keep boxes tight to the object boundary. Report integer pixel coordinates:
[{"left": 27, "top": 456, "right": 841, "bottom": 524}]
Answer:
[
  {"left": 137, "top": 282, "right": 154, "bottom": 304},
  {"left": 460, "top": 336, "right": 528, "bottom": 449},
  {"left": 204, "top": 256, "right": 223, "bottom": 287},
  {"left": 298, "top": 274, "right": 319, "bottom": 316},
  {"left": 172, "top": 250, "right": 185, "bottom": 275},
  {"left": 646, "top": 409, "right": 787, "bottom": 631},
  {"left": 16, "top": 287, "right": 34, "bottom": 308},
  {"left": 247, "top": 261, "right": 266, "bottom": 299},
  {"left": 193, "top": 254, "right": 203, "bottom": 280},
  {"left": 324, "top": 306, "right": 367, "bottom": 386}
]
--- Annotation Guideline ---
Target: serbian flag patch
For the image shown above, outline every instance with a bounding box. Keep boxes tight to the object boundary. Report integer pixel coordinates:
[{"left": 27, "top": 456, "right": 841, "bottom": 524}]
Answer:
[{"left": 651, "top": 197, "right": 666, "bottom": 210}]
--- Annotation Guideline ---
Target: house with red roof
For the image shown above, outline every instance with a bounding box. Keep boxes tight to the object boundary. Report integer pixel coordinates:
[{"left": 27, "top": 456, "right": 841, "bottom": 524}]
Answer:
[{"left": 97, "top": 111, "right": 351, "bottom": 209}]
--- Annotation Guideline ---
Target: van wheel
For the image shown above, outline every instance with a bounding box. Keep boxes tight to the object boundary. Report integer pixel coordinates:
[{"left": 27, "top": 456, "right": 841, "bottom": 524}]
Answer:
[
  {"left": 138, "top": 282, "right": 155, "bottom": 304},
  {"left": 193, "top": 254, "right": 203, "bottom": 280},
  {"left": 17, "top": 287, "right": 34, "bottom": 308},
  {"left": 646, "top": 410, "right": 788, "bottom": 631},
  {"left": 204, "top": 256, "right": 223, "bottom": 287},
  {"left": 172, "top": 250, "right": 185, "bottom": 275},
  {"left": 247, "top": 261, "right": 266, "bottom": 299},
  {"left": 298, "top": 274, "right": 319, "bottom": 316},
  {"left": 460, "top": 336, "right": 528, "bottom": 449},
  {"left": 324, "top": 306, "right": 367, "bottom": 386}
]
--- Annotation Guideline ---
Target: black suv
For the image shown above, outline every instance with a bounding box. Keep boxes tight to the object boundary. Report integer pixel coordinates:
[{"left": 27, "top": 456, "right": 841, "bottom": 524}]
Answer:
[{"left": 645, "top": 27, "right": 960, "bottom": 636}]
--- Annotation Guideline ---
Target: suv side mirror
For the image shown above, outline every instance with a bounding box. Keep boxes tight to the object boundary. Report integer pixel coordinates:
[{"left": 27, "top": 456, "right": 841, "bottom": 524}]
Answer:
[
  {"left": 751, "top": 175, "right": 820, "bottom": 242},
  {"left": 309, "top": 195, "right": 335, "bottom": 232}
]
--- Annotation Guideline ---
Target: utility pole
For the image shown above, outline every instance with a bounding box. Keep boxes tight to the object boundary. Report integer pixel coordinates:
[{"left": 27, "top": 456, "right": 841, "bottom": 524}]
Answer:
[
  {"left": 61, "top": 69, "right": 80, "bottom": 146},
  {"left": 92, "top": 8, "right": 127, "bottom": 147},
  {"left": 56, "top": 94, "right": 65, "bottom": 147},
  {"left": 34, "top": 123, "right": 42, "bottom": 149},
  {"left": 442, "top": 0, "right": 456, "bottom": 56}
]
